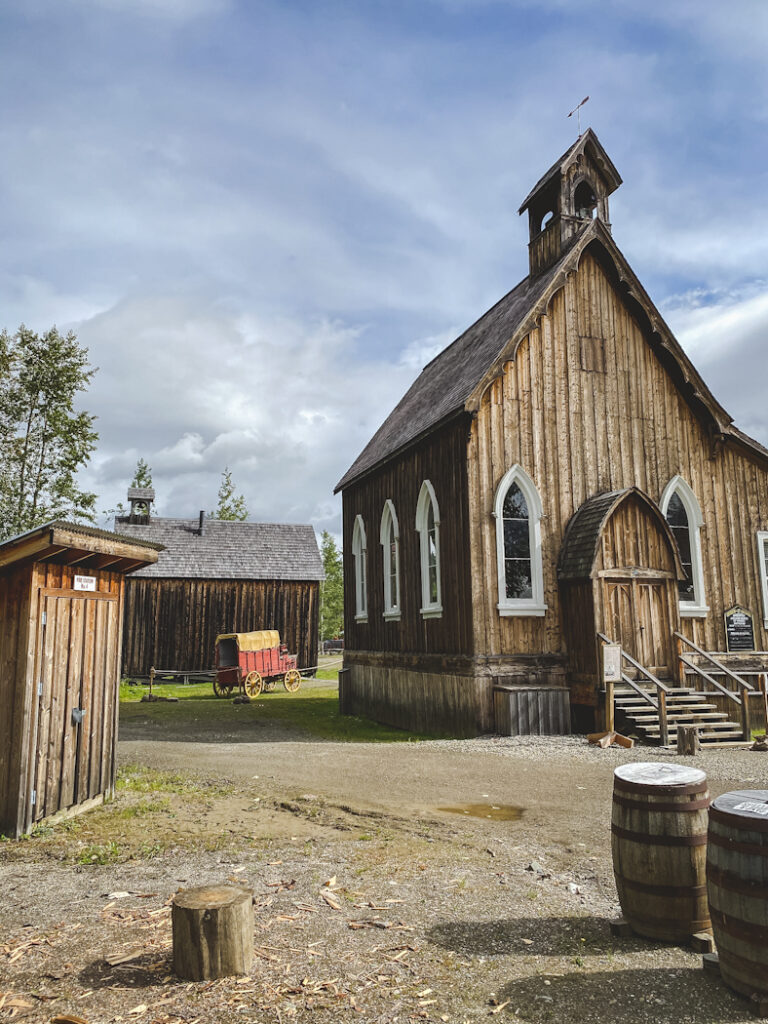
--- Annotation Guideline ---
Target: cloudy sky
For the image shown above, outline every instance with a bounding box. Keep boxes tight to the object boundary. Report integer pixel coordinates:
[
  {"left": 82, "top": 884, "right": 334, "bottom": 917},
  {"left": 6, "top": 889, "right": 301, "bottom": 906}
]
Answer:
[{"left": 1, "top": 0, "right": 766, "bottom": 539}]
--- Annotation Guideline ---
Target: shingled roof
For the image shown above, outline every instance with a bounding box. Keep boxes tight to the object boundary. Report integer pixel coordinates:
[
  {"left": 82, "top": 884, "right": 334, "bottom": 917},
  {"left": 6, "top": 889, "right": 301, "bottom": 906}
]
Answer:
[{"left": 114, "top": 517, "right": 323, "bottom": 581}]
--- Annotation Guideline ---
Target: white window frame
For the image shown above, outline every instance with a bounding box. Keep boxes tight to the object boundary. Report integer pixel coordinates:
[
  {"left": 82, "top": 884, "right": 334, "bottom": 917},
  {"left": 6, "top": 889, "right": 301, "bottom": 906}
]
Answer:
[
  {"left": 757, "top": 532, "right": 768, "bottom": 630},
  {"left": 660, "top": 475, "right": 708, "bottom": 618},
  {"left": 351, "top": 514, "right": 368, "bottom": 622},
  {"left": 380, "top": 499, "right": 401, "bottom": 621},
  {"left": 493, "top": 465, "right": 546, "bottom": 617},
  {"left": 415, "top": 480, "right": 442, "bottom": 619}
]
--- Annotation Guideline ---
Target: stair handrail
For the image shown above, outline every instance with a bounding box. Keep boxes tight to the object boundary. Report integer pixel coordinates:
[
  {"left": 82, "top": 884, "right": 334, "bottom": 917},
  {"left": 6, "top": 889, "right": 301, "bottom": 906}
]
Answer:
[
  {"left": 597, "top": 632, "right": 669, "bottom": 745},
  {"left": 675, "top": 632, "right": 753, "bottom": 741}
]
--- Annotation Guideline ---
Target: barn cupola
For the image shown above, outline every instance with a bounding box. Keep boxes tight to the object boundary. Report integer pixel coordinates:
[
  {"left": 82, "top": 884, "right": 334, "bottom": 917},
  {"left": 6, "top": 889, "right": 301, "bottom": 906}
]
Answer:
[
  {"left": 518, "top": 128, "right": 622, "bottom": 278},
  {"left": 127, "top": 486, "right": 155, "bottom": 524}
]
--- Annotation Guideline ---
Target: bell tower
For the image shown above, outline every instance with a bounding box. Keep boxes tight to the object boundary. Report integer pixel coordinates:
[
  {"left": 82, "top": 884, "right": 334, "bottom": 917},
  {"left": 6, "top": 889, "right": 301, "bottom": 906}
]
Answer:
[{"left": 518, "top": 128, "right": 622, "bottom": 277}]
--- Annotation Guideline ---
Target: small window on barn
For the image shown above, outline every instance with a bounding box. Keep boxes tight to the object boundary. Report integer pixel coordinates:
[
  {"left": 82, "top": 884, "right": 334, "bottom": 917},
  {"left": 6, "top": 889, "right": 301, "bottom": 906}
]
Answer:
[
  {"left": 660, "top": 476, "right": 708, "bottom": 617},
  {"left": 352, "top": 514, "right": 368, "bottom": 622},
  {"left": 493, "top": 465, "right": 546, "bottom": 617},
  {"left": 380, "top": 500, "right": 401, "bottom": 621},
  {"left": 757, "top": 532, "right": 768, "bottom": 629},
  {"left": 415, "top": 480, "right": 442, "bottom": 618}
]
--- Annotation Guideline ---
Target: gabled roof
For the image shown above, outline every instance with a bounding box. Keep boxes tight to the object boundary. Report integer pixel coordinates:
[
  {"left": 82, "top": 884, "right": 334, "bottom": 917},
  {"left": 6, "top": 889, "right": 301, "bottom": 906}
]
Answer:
[
  {"left": 518, "top": 128, "right": 622, "bottom": 214},
  {"left": 336, "top": 217, "right": 768, "bottom": 493},
  {"left": 115, "top": 517, "right": 323, "bottom": 581}
]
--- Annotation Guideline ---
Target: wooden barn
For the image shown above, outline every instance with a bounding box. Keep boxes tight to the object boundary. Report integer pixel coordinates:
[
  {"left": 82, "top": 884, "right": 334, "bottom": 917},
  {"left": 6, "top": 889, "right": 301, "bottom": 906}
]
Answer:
[
  {"left": 116, "top": 494, "right": 323, "bottom": 676},
  {"left": 335, "top": 129, "right": 768, "bottom": 742},
  {"left": 0, "top": 521, "right": 160, "bottom": 838}
]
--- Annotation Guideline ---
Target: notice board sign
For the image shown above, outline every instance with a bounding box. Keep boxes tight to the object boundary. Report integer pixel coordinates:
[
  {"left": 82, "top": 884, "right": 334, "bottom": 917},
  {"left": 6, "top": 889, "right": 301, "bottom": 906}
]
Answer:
[
  {"left": 724, "top": 605, "right": 755, "bottom": 652},
  {"left": 74, "top": 575, "right": 97, "bottom": 593},
  {"left": 602, "top": 643, "right": 622, "bottom": 683}
]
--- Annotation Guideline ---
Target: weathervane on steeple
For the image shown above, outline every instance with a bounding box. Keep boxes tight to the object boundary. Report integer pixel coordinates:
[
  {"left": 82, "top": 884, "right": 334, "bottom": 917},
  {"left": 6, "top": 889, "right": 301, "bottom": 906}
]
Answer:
[{"left": 567, "top": 96, "right": 590, "bottom": 138}]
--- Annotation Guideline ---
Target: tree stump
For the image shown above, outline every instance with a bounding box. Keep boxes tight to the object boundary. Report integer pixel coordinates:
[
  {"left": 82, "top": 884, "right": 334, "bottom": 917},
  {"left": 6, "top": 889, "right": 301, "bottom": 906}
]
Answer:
[
  {"left": 172, "top": 884, "right": 253, "bottom": 980},
  {"left": 677, "top": 726, "right": 700, "bottom": 756}
]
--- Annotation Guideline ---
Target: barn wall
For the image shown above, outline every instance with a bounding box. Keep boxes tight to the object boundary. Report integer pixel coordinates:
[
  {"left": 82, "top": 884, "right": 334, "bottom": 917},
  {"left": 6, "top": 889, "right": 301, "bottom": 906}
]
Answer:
[
  {"left": 468, "top": 248, "right": 768, "bottom": 664},
  {"left": 342, "top": 417, "right": 474, "bottom": 656},
  {"left": 121, "top": 578, "right": 319, "bottom": 676}
]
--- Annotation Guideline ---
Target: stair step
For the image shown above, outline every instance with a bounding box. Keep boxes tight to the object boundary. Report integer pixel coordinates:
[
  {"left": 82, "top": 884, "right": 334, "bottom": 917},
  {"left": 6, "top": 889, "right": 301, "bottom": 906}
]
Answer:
[{"left": 627, "top": 713, "right": 729, "bottom": 725}]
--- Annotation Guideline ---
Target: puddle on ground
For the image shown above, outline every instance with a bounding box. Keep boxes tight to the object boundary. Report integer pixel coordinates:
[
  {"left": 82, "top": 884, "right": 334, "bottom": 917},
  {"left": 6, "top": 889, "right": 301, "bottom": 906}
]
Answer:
[{"left": 437, "top": 803, "right": 523, "bottom": 821}]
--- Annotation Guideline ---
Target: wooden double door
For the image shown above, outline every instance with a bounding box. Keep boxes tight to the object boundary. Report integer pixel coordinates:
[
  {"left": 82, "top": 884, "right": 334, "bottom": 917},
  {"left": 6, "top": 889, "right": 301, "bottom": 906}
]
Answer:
[
  {"left": 30, "top": 588, "right": 120, "bottom": 825},
  {"left": 603, "top": 573, "right": 677, "bottom": 678}
]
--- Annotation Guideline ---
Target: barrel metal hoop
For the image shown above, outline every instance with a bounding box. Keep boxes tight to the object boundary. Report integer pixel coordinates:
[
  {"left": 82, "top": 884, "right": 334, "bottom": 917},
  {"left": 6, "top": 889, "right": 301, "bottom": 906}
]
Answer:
[
  {"left": 707, "top": 831, "right": 768, "bottom": 858},
  {"left": 612, "top": 794, "right": 711, "bottom": 813},
  {"left": 613, "top": 779, "right": 708, "bottom": 797},
  {"left": 710, "top": 805, "right": 768, "bottom": 834},
  {"left": 707, "top": 862, "right": 768, "bottom": 897},
  {"left": 618, "top": 876, "right": 708, "bottom": 898},
  {"left": 611, "top": 824, "right": 708, "bottom": 847},
  {"left": 710, "top": 907, "right": 768, "bottom": 944},
  {"left": 716, "top": 944, "right": 768, "bottom": 980}
]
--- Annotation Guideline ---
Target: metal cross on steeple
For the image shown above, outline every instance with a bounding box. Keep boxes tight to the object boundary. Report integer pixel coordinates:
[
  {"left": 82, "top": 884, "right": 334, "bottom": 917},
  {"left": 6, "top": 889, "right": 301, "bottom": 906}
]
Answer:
[{"left": 567, "top": 96, "right": 590, "bottom": 138}]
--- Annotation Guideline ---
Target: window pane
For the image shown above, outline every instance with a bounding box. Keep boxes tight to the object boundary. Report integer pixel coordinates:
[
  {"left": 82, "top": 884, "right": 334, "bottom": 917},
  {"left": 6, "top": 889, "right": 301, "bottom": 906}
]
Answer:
[
  {"left": 505, "top": 559, "right": 532, "bottom": 599},
  {"left": 666, "top": 492, "right": 694, "bottom": 600},
  {"left": 666, "top": 492, "right": 688, "bottom": 528},
  {"left": 503, "top": 483, "right": 528, "bottom": 519},
  {"left": 504, "top": 519, "right": 530, "bottom": 559},
  {"left": 429, "top": 564, "right": 438, "bottom": 603}
]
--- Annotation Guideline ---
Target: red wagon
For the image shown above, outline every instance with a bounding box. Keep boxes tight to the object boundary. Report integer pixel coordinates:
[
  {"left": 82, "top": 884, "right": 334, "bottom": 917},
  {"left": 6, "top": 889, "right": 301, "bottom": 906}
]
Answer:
[{"left": 214, "top": 629, "right": 301, "bottom": 698}]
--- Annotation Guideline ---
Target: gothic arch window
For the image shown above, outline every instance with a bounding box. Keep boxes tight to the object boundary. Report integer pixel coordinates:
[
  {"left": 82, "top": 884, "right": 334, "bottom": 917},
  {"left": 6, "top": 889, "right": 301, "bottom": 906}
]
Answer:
[
  {"left": 660, "top": 476, "right": 708, "bottom": 617},
  {"left": 573, "top": 178, "right": 597, "bottom": 220},
  {"left": 352, "top": 514, "right": 368, "bottom": 622},
  {"left": 415, "top": 480, "right": 442, "bottom": 618},
  {"left": 494, "top": 465, "right": 546, "bottom": 617},
  {"left": 380, "top": 500, "right": 401, "bottom": 621}
]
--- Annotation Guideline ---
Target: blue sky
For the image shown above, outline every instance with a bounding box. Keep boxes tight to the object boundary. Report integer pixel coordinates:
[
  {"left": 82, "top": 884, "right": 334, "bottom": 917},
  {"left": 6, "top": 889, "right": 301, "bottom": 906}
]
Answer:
[{"left": 1, "top": 0, "right": 766, "bottom": 536}]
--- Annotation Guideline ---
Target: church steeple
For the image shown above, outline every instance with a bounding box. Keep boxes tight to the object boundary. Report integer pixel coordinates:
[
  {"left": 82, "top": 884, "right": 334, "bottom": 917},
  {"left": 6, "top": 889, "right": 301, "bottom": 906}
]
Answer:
[{"left": 518, "top": 128, "right": 622, "bottom": 277}]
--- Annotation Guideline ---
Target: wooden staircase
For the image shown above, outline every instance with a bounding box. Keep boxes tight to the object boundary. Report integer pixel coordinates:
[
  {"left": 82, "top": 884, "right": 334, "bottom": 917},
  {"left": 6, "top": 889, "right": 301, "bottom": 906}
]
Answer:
[
  {"left": 599, "top": 631, "right": 766, "bottom": 749},
  {"left": 614, "top": 685, "right": 746, "bottom": 747}
]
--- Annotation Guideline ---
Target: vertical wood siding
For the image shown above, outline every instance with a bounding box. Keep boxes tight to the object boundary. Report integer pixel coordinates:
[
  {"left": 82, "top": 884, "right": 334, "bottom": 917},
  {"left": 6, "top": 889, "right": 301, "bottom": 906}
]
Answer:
[
  {"left": 468, "top": 249, "right": 768, "bottom": 661},
  {"left": 342, "top": 418, "right": 473, "bottom": 656},
  {"left": 121, "top": 579, "right": 319, "bottom": 676}
]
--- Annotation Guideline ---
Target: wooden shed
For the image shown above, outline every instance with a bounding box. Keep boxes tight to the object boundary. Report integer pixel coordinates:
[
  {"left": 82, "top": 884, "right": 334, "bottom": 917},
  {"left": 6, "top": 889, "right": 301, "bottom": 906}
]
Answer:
[
  {"left": 0, "top": 521, "right": 160, "bottom": 838},
  {"left": 116, "top": 507, "right": 323, "bottom": 677}
]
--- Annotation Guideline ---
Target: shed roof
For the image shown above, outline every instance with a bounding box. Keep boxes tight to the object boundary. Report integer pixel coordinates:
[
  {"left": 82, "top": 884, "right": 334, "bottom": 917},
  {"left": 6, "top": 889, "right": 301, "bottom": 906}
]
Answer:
[
  {"left": 0, "top": 520, "right": 162, "bottom": 575},
  {"left": 115, "top": 516, "right": 324, "bottom": 581}
]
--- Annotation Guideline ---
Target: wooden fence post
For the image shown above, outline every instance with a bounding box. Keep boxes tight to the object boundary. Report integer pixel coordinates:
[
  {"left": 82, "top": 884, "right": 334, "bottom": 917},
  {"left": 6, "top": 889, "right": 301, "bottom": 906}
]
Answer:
[{"left": 658, "top": 688, "right": 669, "bottom": 747}]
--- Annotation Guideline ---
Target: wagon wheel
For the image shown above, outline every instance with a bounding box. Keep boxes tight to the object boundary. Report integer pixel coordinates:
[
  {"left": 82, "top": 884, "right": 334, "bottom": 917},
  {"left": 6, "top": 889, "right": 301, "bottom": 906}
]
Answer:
[
  {"left": 263, "top": 679, "right": 277, "bottom": 693},
  {"left": 283, "top": 669, "right": 301, "bottom": 693},
  {"left": 244, "top": 671, "right": 263, "bottom": 697},
  {"left": 212, "top": 677, "right": 228, "bottom": 698}
]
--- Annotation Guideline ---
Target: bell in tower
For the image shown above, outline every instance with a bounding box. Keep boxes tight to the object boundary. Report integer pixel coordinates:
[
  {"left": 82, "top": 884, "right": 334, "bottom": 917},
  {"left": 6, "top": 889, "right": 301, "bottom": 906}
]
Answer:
[
  {"left": 127, "top": 486, "right": 155, "bottom": 524},
  {"left": 518, "top": 128, "right": 622, "bottom": 278}
]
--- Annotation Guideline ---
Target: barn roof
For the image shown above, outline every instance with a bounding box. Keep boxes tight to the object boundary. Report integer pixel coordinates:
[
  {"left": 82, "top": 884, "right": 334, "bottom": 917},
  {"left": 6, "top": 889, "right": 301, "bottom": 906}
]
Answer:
[
  {"left": 115, "top": 517, "right": 324, "bottom": 581},
  {"left": 335, "top": 215, "right": 768, "bottom": 492}
]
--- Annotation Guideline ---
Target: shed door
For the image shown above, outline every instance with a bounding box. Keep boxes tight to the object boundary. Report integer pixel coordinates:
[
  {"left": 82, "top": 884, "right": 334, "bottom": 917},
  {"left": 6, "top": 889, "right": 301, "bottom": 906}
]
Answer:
[
  {"left": 31, "top": 590, "right": 119, "bottom": 823},
  {"left": 604, "top": 576, "right": 674, "bottom": 678}
]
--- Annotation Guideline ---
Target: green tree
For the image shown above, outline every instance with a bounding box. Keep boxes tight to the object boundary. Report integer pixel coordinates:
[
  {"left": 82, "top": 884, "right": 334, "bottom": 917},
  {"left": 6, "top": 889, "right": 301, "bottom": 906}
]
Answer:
[
  {"left": 214, "top": 467, "right": 248, "bottom": 521},
  {"left": 0, "top": 325, "right": 98, "bottom": 538},
  {"left": 131, "top": 457, "right": 153, "bottom": 489},
  {"left": 319, "top": 531, "right": 344, "bottom": 641}
]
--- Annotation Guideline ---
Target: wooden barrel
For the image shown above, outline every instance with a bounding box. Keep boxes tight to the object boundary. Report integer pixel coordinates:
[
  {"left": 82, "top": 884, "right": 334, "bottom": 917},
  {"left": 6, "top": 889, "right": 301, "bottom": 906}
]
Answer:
[
  {"left": 611, "top": 762, "right": 710, "bottom": 941},
  {"left": 708, "top": 790, "right": 768, "bottom": 999}
]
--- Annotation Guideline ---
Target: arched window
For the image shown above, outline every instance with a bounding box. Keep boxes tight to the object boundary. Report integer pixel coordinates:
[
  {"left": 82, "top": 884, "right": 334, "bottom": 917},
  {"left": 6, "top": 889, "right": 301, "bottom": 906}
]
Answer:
[
  {"left": 351, "top": 515, "right": 367, "bottom": 622},
  {"left": 380, "top": 500, "right": 401, "bottom": 620},
  {"left": 415, "top": 480, "right": 442, "bottom": 618},
  {"left": 660, "top": 476, "right": 708, "bottom": 617},
  {"left": 494, "top": 466, "right": 546, "bottom": 616},
  {"left": 573, "top": 179, "right": 597, "bottom": 220}
]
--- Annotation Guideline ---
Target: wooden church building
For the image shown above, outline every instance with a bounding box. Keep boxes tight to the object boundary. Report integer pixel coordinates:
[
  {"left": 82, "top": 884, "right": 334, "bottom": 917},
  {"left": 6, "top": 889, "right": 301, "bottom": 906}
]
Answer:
[{"left": 335, "top": 129, "right": 768, "bottom": 738}]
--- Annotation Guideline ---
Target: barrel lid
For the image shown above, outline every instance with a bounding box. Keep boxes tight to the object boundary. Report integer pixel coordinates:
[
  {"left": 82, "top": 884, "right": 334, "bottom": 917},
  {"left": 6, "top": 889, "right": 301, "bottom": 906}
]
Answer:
[
  {"left": 710, "top": 790, "right": 768, "bottom": 824},
  {"left": 614, "top": 763, "right": 706, "bottom": 787}
]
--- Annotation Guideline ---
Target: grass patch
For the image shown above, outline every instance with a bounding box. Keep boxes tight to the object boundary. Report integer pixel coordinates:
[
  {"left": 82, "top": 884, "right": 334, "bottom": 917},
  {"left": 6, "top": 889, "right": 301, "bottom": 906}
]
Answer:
[{"left": 120, "top": 683, "right": 437, "bottom": 743}]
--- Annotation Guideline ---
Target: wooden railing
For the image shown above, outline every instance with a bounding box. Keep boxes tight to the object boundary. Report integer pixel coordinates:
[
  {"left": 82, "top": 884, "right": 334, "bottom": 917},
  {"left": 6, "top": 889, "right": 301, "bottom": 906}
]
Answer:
[
  {"left": 674, "top": 632, "right": 764, "bottom": 741},
  {"left": 597, "top": 633, "right": 670, "bottom": 745}
]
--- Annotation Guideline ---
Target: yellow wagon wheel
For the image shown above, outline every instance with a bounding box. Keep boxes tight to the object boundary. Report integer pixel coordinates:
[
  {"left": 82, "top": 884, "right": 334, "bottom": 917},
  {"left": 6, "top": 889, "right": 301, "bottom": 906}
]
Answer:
[
  {"left": 212, "top": 677, "right": 227, "bottom": 698},
  {"left": 283, "top": 669, "right": 301, "bottom": 693},
  {"left": 244, "top": 670, "right": 263, "bottom": 697}
]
